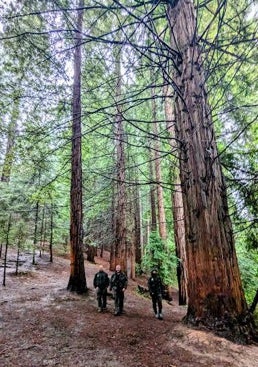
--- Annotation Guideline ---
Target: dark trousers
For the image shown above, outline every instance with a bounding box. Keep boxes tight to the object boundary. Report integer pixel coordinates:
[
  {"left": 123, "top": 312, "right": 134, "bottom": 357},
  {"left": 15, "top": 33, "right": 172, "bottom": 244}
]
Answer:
[
  {"left": 114, "top": 289, "right": 124, "bottom": 313},
  {"left": 151, "top": 294, "right": 162, "bottom": 314},
  {"left": 96, "top": 288, "right": 107, "bottom": 309}
]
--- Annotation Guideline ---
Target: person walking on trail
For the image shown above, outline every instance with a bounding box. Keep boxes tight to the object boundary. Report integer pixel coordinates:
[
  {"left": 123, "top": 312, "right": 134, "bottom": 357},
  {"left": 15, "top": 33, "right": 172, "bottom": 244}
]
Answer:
[
  {"left": 148, "top": 268, "right": 163, "bottom": 320},
  {"left": 110, "top": 264, "right": 128, "bottom": 316},
  {"left": 93, "top": 265, "right": 110, "bottom": 312}
]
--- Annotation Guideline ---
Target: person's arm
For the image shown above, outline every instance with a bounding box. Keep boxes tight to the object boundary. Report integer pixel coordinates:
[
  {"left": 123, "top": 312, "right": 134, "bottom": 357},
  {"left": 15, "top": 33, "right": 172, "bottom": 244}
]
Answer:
[
  {"left": 106, "top": 274, "right": 110, "bottom": 288},
  {"left": 122, "top": 273, "right": 128, "bottom": 291},
  {"left": 93, "top": 274, "right": 97, "bottom": 288},
  {"left": 109, "top": 274, "right": 114, "bottom": 290}
]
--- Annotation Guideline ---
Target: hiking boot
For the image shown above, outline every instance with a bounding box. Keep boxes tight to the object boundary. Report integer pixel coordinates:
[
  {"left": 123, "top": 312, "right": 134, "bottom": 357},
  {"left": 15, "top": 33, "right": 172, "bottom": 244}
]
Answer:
[
  {"left": 97, "top": 308, "right": 102, "bottom": 313},
  {"left": 158, "top": 313, "right": 163, "bottom": 320},
  {"left": 155, "top": 313, "right": 159, "bottom": 319}
]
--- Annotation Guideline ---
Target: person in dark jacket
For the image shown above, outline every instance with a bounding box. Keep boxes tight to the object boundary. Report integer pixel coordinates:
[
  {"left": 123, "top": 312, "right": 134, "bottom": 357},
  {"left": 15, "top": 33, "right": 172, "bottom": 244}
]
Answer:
[
  {"left": 148, "top": 268, "right": 163, "bottom": 319},
  {"left": 110, "top": 264, "right": 128, "bottom": 316},
  {"left": 93, "top": 265, "right": 110, "bottom": 312}
]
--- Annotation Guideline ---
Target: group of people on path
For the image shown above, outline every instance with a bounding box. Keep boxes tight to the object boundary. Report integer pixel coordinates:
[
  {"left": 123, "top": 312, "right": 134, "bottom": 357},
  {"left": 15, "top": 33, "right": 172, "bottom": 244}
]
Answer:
[{"left": 93, "top": 264, "right": 164, "bottom": 319}]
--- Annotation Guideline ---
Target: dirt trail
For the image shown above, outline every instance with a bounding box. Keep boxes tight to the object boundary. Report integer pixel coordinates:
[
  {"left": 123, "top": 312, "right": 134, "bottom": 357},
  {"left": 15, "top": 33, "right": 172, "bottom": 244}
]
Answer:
[{"left": 0, "top": 251, "right": 257, "bottom": 367}]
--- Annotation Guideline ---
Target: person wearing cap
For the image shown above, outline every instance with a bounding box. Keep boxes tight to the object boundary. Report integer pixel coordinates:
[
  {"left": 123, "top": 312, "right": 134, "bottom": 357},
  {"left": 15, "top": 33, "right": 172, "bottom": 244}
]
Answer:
[
  {"left": 148, "top": 268, "right": 163, "bottom": 319},
  {"left": 110, "top": 264, "right": 128, "bottom": 316},
  {"left": 93, "top": 265, "right": 110, "bottom": 312}
]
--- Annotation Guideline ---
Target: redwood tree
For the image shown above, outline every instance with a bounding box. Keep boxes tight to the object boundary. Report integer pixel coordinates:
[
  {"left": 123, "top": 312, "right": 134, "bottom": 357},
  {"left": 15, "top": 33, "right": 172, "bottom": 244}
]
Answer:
[
  {"left": 110, "top": 46, "right": 127, "bottom": 272},
  {"left": 166, "top": 0, "right": 255, "bottom": 341},
  {"left": 67, "top": 0, "right": 87, "bottom": 294}
]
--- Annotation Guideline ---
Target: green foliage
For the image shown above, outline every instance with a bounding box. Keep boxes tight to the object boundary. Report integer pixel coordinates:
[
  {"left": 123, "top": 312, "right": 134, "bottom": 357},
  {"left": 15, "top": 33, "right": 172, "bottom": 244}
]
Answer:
[
  {"left": 142, "top": 231, "right": 177, "bottom": 286},
  {"left": 236, "top": 242, "right": 258, "bottom": 305}
]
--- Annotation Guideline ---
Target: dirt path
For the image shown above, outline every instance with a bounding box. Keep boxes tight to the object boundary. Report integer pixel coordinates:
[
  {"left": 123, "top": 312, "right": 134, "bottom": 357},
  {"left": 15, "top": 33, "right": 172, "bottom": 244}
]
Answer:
[{"left": 0, "top": 251, "right": 257, "bottom": 367}]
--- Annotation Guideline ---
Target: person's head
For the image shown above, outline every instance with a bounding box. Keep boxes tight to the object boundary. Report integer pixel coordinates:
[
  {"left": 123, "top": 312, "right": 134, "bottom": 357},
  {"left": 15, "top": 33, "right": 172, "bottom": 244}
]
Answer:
[
  {"left": 115, "top": 264, "right": 121, "bottom": 273},
  {"left": 151, "top": 268, "right": 158, "bottom": 277},
  {"left": 99, "top": 265, "right": 104, "bottom": 272}
]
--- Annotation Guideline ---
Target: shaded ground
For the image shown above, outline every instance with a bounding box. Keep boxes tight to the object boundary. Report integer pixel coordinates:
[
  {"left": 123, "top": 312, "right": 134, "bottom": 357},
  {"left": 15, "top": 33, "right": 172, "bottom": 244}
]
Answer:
[{"left": 0, "top": 250, "right": 257, "bottom": 367}]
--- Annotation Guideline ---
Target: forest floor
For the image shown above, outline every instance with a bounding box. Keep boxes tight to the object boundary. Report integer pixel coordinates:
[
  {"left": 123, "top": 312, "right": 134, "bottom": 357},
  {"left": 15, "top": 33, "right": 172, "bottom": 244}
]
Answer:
[{"left": 0, "top": 250, "right": 258, "bottom": 367}]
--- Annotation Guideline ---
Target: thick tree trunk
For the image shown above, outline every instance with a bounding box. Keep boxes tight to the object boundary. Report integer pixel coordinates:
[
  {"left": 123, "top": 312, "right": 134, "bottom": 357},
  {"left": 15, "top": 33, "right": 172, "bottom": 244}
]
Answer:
[
  {"left": 167, "top": 0, "right": 255, "bottom": 342},
  {"left": 67, "top": 0, "right": 87, "bottom": 294}
]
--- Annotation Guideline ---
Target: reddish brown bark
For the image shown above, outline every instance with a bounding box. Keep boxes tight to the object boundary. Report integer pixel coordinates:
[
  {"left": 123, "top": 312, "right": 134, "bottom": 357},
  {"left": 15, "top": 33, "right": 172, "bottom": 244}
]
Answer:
[
  {"left": 67, "top": 0, "right": 87, "bottom": 294},
  {"left": 167, "top": 1, "right": 254, "bottom": 341}
]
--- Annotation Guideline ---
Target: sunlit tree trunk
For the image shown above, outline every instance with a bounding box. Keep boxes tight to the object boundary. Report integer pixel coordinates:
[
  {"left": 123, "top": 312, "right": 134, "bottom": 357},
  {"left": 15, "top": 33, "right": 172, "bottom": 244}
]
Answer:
[
  {"left": 67, "top": 0, "right": 87, "bottom": 293},
  {"left": 164, "top": 84, "right": 188, "bottom": 305},
  {"left": 167, "top": 0, "right": 254, "bottom": 341}
]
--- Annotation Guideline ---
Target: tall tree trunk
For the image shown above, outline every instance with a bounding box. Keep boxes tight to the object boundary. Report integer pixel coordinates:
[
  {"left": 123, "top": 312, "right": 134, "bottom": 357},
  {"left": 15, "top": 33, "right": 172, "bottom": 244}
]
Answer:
[
  {"left": 134, "top": 178, "right": 142, "bottom": 265},
  {"left": 110, "top": 46, "right": 127, "bottom": 272},
  {"left": 39, "top": 205, "right": 46, "bottom": 258},
  {"left": 2, "top": 214, "right": 11, "bottom": 287},
  {"left": 151, "top": 88, "right": 167, "bottom": 241},
  {"left": 167, "top": 1, "right": 254, "bottom": 341},
  {"left": 32, "top": 201, "right": 39, "bottom": 265},
  {"left": 149, "top": 158, "right": 157, "bottom": 232},
  {"left": 164, "top": 84, "right": 188, "bottom": 305},
  {"left": 67, "top": 0, "right": 87, "bottom": 294},
  {"left": 49, "top": 201, "right": 54, "bottom": 263}
]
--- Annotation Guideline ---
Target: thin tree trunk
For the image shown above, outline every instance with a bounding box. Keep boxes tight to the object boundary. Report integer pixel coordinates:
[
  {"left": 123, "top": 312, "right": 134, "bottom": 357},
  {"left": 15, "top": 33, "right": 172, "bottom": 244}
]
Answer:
[
  {"left": 15, "top": 246, "right": 20, "bottom": 276},
  {"left": 3, "top": 214, "right": 11, "bottom": 286},
  {"left": 67, "top": 0, "right": 87, "bottom": 294},
  {"left": 111, "top": 46, "right": 127, "bottom": 272},
  {"left": 49, "top": 202, "right": 54, "bottom": 263},
  {"left": 39, "top": 205, "right": 45, "bottom": 258},
  {"left": 32, "top": 201, "right": 39, "bottom": 265},
  {"left": 151, "top": 88, "right": 167, "bottom": 241},
  {"left": 167, "top": 0, "right": 254, "bottom": 341},
  {"left": 134, "top": 178, "right": 142, "bottom": 264},
  {"left": 149, "top": 158, "right": 157, "bottom": 232},
  {"left": 164, "top": 84, "right": 188, "bottom": 305}
]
